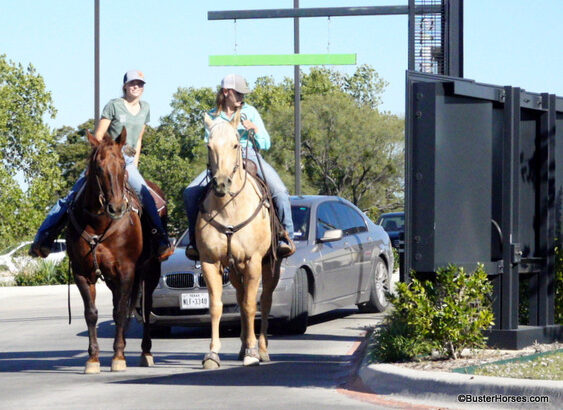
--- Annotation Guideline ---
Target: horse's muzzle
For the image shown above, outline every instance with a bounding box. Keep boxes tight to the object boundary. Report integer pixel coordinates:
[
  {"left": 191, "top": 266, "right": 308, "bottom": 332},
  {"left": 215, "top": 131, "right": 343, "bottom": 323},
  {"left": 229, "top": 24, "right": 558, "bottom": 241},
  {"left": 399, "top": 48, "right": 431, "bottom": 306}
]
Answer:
[
  {"left": 106, "top": 202, "right": 128, "bottom": 219},
  {"left": 211, "top": 176, "right": 232, "bottom": 197}
]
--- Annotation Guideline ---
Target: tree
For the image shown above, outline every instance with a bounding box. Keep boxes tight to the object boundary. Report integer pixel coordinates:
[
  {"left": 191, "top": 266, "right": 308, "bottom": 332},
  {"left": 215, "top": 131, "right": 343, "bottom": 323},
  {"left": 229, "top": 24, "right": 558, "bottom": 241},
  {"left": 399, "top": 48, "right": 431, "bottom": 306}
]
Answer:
[
  {"left": 139, "top": 86, "right": 216, "bottom": 235},
  {"left": 0, "top": 55, "right": 60, "bottom": 247},
  {"left": 247, "top": 65, "right": 403, "bottom": 212},
  {"left": 53, "top": 120, "right": 93, "bottom": 195}
]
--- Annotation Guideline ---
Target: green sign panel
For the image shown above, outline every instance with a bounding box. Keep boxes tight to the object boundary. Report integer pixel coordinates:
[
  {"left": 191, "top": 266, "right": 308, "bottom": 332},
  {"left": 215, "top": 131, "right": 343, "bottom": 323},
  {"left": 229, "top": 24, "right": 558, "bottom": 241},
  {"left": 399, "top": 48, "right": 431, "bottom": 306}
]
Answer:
[{"left": 209, "top": 53, "right": 357, "bottom": 66}]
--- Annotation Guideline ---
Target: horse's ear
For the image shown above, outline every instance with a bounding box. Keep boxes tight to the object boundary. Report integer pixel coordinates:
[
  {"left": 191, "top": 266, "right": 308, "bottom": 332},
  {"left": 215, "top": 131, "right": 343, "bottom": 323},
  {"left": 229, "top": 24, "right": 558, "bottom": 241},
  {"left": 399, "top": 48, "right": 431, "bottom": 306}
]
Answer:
[
  {"left": 203, "top": 113, "right": 214, "bottom": 131},
  {"left": 87, "top": 131, "right": 99, "bottom": 147},
  {"left": 115, "top": 127, "right": 127, "bottom": 147}
]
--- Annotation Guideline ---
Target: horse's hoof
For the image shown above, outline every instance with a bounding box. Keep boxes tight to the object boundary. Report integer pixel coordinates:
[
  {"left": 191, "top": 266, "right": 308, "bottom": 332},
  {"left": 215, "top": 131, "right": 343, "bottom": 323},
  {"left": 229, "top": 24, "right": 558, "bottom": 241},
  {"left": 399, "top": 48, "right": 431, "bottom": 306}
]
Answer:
[
  {"left": 111, "top": 358, "right": 127, "bottom": 372},
  {"left": 259, "top": 351, "right": 270, "bottom": 362},
  {"left": 202, "top": 351, "right": 220, "bottom": 369},
  {"left": 243, "top": 348, "right": 260, "bottom": 367},
  {"left": 237, "top": 348, "right": 245, "bottom": 361},
  {"left": 140, "top": 354, "right": 154, "bottom": 367},
  {"left": 84, "top": 360, "right": 100, "bottom": 374}
]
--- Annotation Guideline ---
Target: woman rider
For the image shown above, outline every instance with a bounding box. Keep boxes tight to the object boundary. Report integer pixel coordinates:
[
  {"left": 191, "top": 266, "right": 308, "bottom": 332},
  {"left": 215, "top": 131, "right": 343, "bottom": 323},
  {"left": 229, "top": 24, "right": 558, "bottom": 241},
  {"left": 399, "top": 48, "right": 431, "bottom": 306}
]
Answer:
[
  {"left": 183, "top": 74, "right": 295, "bottom": 260},
  {"left": 30, "top": 70, "right": 173, "bottom": 261}
]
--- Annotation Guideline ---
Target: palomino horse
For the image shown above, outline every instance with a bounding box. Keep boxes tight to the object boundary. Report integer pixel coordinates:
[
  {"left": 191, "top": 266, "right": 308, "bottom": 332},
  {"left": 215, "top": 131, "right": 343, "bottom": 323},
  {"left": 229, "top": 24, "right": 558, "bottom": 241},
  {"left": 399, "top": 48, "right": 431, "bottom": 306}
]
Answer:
[
  {"left": 197, "top": 115, "right": 279, "bottom": 368},
  {"left": 67, "top": 130, "right": 162, "bottom": 373}
]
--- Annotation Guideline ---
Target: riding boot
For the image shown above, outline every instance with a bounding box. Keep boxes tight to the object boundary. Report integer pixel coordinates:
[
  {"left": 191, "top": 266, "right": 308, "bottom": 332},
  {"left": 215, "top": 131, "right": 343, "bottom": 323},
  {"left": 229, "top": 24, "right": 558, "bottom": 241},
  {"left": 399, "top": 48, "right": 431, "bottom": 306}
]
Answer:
[
  {"left": 30, "top": 211, "right": 68, "bottom": 258},
  {"left": 277, "top": 230, "right": 296, "bottom": 258},
  {"left": 153, "top": 225, "right": 174, "bottom": 262},
  {"left": 185, "top": 227, "right": 199, "bottom": 261}
]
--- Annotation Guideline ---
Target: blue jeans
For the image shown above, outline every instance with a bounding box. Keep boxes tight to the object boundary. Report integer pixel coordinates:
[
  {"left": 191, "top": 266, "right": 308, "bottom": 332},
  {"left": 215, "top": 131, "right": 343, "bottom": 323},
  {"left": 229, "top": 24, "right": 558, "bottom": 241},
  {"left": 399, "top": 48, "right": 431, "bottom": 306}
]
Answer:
[
  {"left": 34, "top": 154, "right": 167, "bottom": 243},
  {"left": 183, "top": 149, "right": 294, "bottom": 242}
]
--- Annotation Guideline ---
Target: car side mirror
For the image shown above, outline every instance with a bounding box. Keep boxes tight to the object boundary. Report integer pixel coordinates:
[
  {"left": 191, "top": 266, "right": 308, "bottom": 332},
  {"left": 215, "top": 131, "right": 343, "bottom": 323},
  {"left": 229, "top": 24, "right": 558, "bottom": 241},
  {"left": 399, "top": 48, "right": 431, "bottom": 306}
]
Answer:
[{"left": 319, "top": 229, "right": 343, "bottom": 243}]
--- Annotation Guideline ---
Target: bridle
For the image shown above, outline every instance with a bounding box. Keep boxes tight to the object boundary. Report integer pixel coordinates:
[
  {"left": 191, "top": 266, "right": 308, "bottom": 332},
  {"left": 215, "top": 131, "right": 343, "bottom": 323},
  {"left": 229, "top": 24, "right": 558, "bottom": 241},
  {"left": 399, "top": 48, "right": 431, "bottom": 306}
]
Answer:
[
  {"left": 90, "top": 147, "right": 130, "bottom": 220},
  {"left": 207, "top": 128, "right": 249, "bottom": 198}
]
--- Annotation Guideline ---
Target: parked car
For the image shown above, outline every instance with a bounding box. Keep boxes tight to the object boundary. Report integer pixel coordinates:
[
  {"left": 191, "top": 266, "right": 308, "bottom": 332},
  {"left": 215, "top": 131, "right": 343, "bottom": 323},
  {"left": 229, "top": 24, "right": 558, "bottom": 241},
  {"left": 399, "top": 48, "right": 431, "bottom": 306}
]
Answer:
[
  {"left": 0, "top": 240, "right": 67, "bottom": 273},
  {"left": 376, "top": 211, "right": 404, "bottom": 249},
  {"left": 136, "top": 196, "right": 394, "bottom": 335}
]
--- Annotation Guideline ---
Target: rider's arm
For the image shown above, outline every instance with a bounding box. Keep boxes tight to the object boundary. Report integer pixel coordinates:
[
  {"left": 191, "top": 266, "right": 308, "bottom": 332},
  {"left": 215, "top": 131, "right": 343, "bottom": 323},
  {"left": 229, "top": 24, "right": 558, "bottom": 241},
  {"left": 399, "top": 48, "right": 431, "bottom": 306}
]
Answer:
[
  {"left": 93, "top": 118, "right": 112, "bottom": 143},
  {"left": 133, "top": 125, "right": 146, "bottom": 167},
  {"left": 243, "top": 106, "right": 271, "bottom": 150}
]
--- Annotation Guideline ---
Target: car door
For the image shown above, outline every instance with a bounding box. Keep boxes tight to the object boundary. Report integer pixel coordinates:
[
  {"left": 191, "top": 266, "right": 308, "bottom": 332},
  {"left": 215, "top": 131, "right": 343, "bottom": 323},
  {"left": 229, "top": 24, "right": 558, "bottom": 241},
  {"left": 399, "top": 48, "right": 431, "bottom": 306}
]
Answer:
[
  {"left": 331, "top": 202, "right": 372, "bottom": 297},
  {"left": 315, "top": 201, "right": 355, "bottom": 303}
]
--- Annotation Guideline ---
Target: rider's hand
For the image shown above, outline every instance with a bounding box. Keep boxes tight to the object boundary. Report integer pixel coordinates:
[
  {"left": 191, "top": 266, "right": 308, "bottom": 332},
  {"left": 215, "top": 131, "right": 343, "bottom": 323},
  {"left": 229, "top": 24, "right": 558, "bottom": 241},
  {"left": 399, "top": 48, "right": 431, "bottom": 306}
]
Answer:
[{"left": 241, "top": 119, "right": 258, "bottom": 133}]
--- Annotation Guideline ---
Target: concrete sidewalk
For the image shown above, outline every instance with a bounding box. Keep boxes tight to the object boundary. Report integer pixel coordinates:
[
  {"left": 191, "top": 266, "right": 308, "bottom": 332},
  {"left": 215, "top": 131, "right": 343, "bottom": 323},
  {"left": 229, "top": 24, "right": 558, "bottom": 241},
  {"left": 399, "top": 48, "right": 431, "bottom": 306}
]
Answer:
[{"left": 357, "top": 355, "right": 563, "bottom": 409}]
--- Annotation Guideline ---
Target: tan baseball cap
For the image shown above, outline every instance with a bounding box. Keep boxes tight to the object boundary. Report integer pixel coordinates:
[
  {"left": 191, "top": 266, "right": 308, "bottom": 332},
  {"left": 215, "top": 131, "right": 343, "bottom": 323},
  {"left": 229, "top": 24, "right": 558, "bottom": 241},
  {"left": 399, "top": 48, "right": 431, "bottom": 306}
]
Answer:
[{"left": 221, "top": 74, "right": 250, "bottom": 94}]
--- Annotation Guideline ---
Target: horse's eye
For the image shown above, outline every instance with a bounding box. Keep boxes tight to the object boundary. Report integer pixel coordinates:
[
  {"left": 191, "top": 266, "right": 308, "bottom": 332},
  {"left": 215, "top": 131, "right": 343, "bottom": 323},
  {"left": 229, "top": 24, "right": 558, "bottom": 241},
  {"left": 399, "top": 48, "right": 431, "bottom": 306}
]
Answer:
[{"left": 233, "top": 144, "right": 239, "bottom": 150}]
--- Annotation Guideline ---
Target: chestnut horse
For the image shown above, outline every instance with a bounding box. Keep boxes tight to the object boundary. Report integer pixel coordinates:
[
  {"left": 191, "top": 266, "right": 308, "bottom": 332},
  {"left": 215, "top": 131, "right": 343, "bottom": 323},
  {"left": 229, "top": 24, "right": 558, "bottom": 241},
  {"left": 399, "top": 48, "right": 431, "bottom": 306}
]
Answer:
[
  {"left": 196, "top": 115, "right": 280, "bottom": 368},
  {"left": 67, "top": 130, "right": 162, "bottom": 374}
]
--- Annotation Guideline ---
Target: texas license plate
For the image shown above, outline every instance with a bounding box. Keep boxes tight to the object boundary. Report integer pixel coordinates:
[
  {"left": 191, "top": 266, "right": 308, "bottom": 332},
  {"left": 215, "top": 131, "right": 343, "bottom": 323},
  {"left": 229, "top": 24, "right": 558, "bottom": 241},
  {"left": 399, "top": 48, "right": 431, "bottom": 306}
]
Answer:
[{"left": 180, "top": 292, "right": 209, "bottom": 309}]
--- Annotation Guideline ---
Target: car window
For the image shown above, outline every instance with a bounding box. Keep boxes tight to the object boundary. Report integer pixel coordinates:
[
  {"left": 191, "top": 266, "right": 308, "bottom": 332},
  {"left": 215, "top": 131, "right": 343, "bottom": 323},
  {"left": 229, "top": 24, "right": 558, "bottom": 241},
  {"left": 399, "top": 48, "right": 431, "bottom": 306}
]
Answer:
[
  {"left": 331, "top": 202, "right": 367, "bottom": 235},
  {"left": 316, "top": 203, "right": 340, "bottom": 240},
  {"left": 291, "top": 206, "right": 310, "bottom": 241},
  {"left": 379, "top": 214, "right": 404, "bottom": 232}
]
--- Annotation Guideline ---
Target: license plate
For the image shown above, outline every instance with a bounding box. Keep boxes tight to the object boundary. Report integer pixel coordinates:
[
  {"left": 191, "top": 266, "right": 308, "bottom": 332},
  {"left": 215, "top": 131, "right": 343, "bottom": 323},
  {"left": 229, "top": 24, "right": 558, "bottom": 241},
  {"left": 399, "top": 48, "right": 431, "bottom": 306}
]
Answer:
[{"left": 180, "top": 292, "right": 209, "bottom": 309}]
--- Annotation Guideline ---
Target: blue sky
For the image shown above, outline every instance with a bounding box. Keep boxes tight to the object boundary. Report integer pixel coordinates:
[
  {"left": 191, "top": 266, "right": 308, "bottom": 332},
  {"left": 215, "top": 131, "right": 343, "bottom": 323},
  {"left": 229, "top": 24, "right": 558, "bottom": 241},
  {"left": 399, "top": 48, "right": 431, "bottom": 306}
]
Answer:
[{"left": 1, "top": 0, "right": 562, "bottom": 130}]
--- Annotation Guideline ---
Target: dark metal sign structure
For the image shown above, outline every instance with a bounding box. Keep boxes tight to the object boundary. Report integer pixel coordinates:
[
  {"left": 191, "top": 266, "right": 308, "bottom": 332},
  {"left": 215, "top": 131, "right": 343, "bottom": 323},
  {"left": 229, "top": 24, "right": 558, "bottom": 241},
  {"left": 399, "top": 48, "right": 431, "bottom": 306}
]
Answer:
[{"left": 405, "top": 71, "right": 563, "bottom": 348}]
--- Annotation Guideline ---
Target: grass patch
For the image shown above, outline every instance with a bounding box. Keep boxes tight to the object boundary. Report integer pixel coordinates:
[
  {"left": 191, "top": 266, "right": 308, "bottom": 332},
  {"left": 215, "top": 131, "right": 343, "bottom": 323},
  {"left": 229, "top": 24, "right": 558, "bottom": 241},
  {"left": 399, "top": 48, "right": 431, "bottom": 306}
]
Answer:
[{"left": 467, "top": 351, "right": 563, "bottom": 381}]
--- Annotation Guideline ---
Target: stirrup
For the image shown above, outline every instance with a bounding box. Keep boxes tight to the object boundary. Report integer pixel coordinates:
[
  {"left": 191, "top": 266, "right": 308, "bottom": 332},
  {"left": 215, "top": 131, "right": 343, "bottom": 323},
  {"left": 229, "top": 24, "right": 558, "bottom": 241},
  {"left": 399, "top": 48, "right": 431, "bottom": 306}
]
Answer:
[{"left": 277, "top": 235, "right": 295, "bottom": 258}]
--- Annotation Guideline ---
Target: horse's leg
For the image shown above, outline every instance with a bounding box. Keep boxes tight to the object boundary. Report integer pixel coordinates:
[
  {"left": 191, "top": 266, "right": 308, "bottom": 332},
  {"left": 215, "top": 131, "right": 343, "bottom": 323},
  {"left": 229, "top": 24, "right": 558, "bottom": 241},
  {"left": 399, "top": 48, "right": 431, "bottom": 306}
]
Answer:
[
  {"left": 202, "top": 262, "right": 223, "bottom": 369},
  {"left": 258, "top": 260, "right": 280, "bottom": 362},
  {"left": 241, "top": 256, "right": 262, "bottom": 366},
  {"left": 111, "top": 267, "right": 135, "bottom": 372},
  {"left": 228, "top": 268, "right": 246, "bottom": 360},
  {"left": 75, "top": 274, "right": 100, "bottom": 374},
  {"left": 140, "top": 261, "right": 160, "bottom": 367}
]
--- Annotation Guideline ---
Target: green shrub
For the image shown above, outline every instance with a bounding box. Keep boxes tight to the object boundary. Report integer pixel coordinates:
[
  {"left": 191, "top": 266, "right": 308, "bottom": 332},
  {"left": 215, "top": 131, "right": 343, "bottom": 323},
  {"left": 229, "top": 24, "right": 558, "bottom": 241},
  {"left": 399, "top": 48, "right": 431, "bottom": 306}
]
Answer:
[
  {"left": 14, "top": 257, "right": 70, "bottom": 286},
  {"left": 369, "top": 264, "right": 494, "bottom": 362},
  {"left": 368, "top": 314, "right": 433, "bottom": 363}
]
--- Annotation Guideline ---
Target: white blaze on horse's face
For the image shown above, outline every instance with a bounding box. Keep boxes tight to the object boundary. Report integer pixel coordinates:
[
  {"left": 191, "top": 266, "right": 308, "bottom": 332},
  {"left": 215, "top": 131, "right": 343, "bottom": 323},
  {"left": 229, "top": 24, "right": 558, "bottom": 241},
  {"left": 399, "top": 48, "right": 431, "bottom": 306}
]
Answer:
[{"left": 207, "top": 121, "right": 240, "bottom": 197}]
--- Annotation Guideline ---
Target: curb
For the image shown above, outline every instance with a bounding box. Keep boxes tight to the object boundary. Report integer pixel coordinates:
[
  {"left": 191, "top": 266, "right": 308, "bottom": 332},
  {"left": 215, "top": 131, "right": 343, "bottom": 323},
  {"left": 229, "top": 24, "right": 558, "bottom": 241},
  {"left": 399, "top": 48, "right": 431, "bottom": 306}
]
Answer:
[{"left": 358, "top": 360, "right": 563, "bottom": 405}]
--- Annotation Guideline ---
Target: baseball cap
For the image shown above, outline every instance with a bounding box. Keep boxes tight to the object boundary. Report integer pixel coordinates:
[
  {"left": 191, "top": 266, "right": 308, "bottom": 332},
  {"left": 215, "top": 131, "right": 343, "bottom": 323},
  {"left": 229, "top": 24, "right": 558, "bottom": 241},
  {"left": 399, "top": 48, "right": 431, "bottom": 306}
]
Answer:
[
  {"left": 221, "top": 74, "right": 250, "bottom": 94},
  {"left": 123, "top": 70, "right": 146, "bottom": 85}
]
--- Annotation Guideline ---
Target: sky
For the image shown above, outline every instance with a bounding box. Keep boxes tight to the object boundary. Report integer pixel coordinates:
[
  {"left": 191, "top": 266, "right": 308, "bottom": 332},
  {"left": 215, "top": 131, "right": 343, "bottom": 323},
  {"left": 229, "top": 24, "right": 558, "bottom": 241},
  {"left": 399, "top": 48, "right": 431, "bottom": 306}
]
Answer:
[{"left": 1, "top": 0, "right": 562, "bottom": 131}]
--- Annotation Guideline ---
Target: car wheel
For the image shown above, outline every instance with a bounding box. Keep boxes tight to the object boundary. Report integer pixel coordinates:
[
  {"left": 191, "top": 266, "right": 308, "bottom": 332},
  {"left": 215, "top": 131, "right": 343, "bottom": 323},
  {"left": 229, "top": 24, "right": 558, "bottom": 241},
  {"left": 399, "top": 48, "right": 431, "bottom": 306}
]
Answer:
[
  {"left": 284, "top": 268, "right": 309, "bottom": 335},
  {"left": 359, "top": 257, "right": 390, "bottom": 313},
  {"left": 150, "top": 325, "right": 171, "bottom": 338}
]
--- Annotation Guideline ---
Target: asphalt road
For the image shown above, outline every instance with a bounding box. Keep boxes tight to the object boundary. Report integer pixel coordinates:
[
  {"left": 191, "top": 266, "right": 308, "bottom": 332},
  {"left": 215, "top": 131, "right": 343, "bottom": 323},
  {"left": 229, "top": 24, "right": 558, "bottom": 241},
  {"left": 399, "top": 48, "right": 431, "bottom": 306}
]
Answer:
[{"left": 0, "top": 284, "right": 386, "bottom": 410}]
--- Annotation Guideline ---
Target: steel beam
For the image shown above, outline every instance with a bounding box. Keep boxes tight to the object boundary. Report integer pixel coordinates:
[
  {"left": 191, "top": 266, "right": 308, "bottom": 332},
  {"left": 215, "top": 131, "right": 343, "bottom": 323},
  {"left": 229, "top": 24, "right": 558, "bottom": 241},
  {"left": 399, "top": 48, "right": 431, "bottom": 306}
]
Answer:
[{"left": 208, "top": 5, "right": 443, "bottom": 20}]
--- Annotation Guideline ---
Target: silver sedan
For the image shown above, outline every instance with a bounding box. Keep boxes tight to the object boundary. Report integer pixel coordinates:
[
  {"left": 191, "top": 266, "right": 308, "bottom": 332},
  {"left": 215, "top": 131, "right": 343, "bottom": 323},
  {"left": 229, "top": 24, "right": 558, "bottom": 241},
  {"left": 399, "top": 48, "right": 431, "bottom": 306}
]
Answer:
[{"left": 135, "top": 195, "right": 393, "bottom": 335}]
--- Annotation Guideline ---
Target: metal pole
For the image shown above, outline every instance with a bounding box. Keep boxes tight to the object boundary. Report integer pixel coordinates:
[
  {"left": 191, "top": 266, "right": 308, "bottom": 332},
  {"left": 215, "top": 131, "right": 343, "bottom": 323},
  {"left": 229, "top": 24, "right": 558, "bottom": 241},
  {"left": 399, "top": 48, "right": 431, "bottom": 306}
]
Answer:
[
  {"left": 94, "top": 0, "right": 100, "bottom": 128},
  {"left": 294, "top": 0, "right": 301, "bottom": 195},
  {"left": 408, "top": 0, "right": 415, "bottom": 71}
]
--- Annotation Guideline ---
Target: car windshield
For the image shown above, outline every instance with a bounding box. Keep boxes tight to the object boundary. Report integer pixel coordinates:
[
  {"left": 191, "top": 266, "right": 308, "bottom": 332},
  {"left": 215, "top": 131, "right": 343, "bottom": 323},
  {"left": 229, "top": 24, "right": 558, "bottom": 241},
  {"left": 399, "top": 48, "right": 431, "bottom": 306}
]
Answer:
[
  {"left": 378, "top": 214, "right": 404, "bottom": 232},
  {"left": 291, "top": 206, "right": 310, "bottom": 241}
]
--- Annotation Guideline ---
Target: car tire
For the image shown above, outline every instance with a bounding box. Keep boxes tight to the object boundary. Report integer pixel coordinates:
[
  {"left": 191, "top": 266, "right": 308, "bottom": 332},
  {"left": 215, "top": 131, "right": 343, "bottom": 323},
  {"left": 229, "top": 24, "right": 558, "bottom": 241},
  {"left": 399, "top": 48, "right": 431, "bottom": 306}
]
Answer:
[
  {"left": 358, "top": 257, "right": 390, "bottom": 313},
  {"left": 284, "top": 268, "right": 309, "bottom": 335}
]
